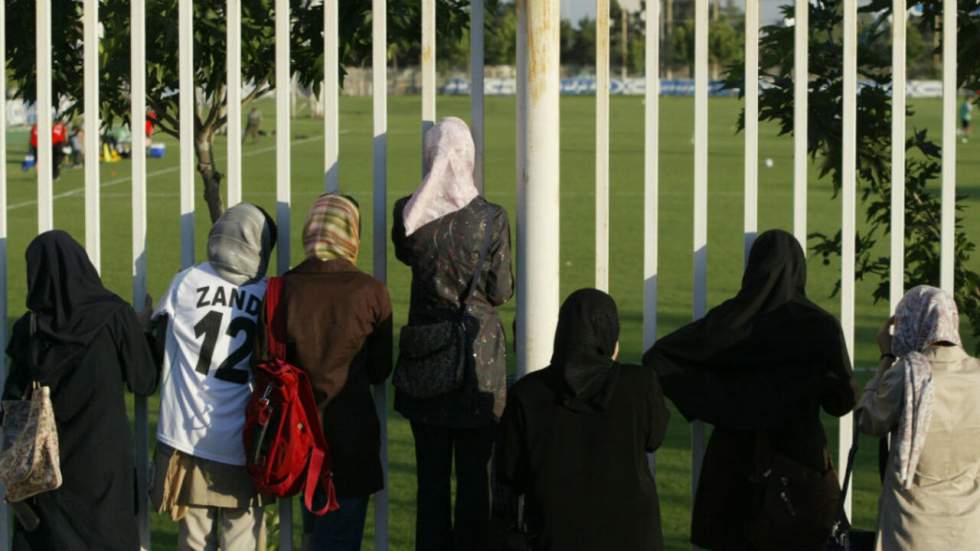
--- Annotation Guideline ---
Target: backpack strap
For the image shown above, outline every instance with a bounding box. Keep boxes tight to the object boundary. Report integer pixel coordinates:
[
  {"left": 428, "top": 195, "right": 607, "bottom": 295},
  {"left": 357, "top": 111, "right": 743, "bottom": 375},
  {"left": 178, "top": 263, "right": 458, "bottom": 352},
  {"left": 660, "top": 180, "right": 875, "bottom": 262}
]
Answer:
[
  {"left": 264, "top": 277, "right": 287, "bottom": 361},
  {"left": 457, "top": 211, "right": 495, "bottom": 316},
  {"left": 297, "top": 371, "right": 341, "bottom": 515}
]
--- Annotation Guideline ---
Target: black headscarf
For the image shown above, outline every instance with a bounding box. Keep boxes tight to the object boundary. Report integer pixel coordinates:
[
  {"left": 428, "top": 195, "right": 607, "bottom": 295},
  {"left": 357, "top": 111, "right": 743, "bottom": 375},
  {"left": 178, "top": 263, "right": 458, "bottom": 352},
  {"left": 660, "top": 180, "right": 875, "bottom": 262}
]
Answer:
[
  {"left": 551, "top": 288, "right": 621, "bottom": 413},
  {"left": 644, "top": 229, "right": 851, "bottom": 429},
  {"left": 7, "top": 230, "right": 127, "bottom": 385}
]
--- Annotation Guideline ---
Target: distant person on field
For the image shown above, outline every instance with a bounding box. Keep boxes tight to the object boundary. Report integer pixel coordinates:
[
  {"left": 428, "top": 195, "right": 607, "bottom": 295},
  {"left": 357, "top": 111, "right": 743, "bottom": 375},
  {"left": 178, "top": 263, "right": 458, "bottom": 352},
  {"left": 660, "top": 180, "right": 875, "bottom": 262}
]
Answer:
[
  {"left": 392, "top": 116, "right": 514, "bottom": 551},
  {"left": 496, "top": 288, "right": 670, "bottom": 551},
  {"left": 243, "top": 108, "right": 263, "bottom": 144},
  {"left": 29, "top": 121, "right": 68, "bottom": 180},
  {"left": 4, "top": 230, "right": 159, "bottom": 551},
  {"left": 857, "top": 285, "right": 980, "bottom": 550},
  {"left": 960, "top": 96, "right": 974, "bottom": 142},
  {"left": 254, "top": 193, "right": 393, "bottom": 551},
  {"left": 149, "top": 203, "right": 277, "bottom": 551},
  {"left": 644, "top": 229, "right": 857, "bottom": 551}
]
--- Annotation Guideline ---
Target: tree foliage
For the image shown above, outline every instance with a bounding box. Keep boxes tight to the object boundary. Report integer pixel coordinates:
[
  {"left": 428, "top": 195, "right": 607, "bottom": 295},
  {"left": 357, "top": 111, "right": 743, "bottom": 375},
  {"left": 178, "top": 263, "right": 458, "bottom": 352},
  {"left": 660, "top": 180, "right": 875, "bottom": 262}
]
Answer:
[
  {"left": 5, "top": 0, "right": 470, "bottom": 221},
  {"left": 723, "top": 0, "right": 980, "bottom": 351}
]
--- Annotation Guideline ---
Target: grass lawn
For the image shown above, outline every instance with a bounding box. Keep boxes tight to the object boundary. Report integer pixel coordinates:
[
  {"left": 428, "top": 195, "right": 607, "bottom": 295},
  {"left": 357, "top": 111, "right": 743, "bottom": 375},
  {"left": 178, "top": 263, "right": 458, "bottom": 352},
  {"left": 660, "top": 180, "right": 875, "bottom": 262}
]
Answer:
[{"left": 3, "top": 94, "right": 979, "bottom": 550}]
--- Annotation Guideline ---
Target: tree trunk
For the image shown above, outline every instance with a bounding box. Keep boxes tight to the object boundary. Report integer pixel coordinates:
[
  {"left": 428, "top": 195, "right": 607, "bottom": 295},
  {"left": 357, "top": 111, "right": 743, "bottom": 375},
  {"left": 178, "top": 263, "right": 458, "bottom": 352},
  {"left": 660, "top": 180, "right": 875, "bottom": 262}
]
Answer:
[{"left": 194, "top": 130, "right": 225, "bottom": 223}]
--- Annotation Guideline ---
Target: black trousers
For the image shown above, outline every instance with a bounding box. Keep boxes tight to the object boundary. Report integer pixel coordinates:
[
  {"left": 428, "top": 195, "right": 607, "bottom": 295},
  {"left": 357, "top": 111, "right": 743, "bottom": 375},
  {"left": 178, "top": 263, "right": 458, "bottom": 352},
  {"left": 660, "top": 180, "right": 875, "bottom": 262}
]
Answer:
[{"left": 410, "top": 422, "right": 495, "bottom": 551}]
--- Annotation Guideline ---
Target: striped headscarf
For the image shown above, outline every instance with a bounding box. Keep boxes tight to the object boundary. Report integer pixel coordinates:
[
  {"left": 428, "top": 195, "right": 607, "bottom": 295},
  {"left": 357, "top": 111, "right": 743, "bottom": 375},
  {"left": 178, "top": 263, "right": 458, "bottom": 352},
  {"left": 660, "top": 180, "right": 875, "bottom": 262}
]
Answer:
[
  {"left": 302, "top": 193, "right": 360, "bottom": 263},
  {"left": 892, "top": 285, "right": 961, "bottom": 489}
]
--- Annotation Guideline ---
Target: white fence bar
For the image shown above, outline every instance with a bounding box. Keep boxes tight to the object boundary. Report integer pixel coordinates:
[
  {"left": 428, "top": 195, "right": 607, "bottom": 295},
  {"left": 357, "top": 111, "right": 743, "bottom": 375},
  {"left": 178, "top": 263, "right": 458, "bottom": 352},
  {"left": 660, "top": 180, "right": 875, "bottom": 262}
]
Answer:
[
  {"left": 940, "top": 0, "right": 956, "bottom": 292},
  {"left": 37, "top": 0, "right": 53, "bottom": 233},
  {"left": 691, "top": 0, "right": 709, "bottom": 498},
  {"left": 744, "top": 0, "right": 759, "bottom": 260},
  {"left": 0, "top": 0, "right": 9, "bottom": 543},
  {"left": 130, "top": 0, "right": 151, "bottom": 548},
  {"left": 470, "top": 0, "right": 486, "bottom": 193},
  {"left": 793, "top": 0, "right": 808, "bottom": 248},
  {"left": 840, "top": 0, "right": 857, "bottom": 519},
  {"left": 227, "top": 0, "right": 242, "bottom": 206},
  {"left": 595, "top": 0, "right": 610, "bottom": 292},
  {"left": 515, "top": 0, "right": 529, "bottom": 372},
  {"left": 84, "top": 0, "right": 101, "bottom": 271},
  {"left": 179, "top": 0, "right": 195, "bottom": 269},
  {"left": 324, "top": 0, "right": 340, "bottom": 193},
  {"left": 890, "top": 0, "right": 906, "bottom": 309},
  {"left": 422, "top": 0, "right": 436, "bottom": 152},
  {"left": 518, "top": 0, "right": 561, "bottom": 375},
  {"left": 372, "top": 0, "right": 390, "bottom": 549},
  {"left": 643, "top": 0, "right": 660, "bottom": 353},
  {"left": 276, "top": 0, "right": 293, "bottom": 545}
]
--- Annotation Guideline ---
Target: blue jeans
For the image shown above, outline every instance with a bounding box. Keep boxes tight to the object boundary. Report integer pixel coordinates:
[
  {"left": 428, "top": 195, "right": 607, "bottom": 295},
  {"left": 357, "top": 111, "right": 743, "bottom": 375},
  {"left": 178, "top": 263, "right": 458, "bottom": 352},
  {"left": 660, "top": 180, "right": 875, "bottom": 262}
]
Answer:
[{"left": 302, "top": 495, "right": 370, "bottom": 551}]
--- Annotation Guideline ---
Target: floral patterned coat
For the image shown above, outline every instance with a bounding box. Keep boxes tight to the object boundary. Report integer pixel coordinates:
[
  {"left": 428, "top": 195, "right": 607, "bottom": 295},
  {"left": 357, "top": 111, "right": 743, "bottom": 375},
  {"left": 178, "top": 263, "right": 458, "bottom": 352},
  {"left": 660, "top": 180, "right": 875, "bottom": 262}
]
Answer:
[{"left": 392, "top": 196, "right": 514, "bottom": 428}]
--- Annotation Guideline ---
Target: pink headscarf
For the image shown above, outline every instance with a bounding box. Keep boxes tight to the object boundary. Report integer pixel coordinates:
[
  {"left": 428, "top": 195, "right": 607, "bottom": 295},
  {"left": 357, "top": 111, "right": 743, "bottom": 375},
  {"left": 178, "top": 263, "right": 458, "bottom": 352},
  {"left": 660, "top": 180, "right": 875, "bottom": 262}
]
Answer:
[
  {"left": 401, "top": 117, "right": 478, "bottom": 236},
  {"left": 892, "top": 285, "right": 961, "bottom": 488}
]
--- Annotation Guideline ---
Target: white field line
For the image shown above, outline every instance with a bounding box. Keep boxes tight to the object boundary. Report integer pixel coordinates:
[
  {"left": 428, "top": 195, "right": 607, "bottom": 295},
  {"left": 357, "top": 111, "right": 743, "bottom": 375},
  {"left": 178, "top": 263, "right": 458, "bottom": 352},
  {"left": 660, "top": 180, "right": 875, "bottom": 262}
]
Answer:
[{"left": 8, "top": 134, "right": 326, "bottom": 211}]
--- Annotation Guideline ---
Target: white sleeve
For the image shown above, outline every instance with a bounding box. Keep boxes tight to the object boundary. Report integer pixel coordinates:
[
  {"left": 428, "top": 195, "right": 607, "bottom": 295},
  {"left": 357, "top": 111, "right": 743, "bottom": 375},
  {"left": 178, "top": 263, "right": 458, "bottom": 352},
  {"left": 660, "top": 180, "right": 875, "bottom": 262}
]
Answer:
[{"left": 153, "top": 271, "right": 183, "bottom": 320}]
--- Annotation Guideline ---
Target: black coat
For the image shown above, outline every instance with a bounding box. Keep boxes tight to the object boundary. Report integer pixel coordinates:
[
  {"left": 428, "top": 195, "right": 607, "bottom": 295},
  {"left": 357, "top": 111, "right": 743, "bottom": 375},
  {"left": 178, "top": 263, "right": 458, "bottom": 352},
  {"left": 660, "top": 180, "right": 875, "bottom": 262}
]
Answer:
[
  {"left": 392, "top": 196, "right": 514, "bottom": 428},
  {"left": 4, "top": 308, "right": 158, "bottom": 551},
  {"left": 497, "top": 364, "right": 669, "bottom": 551}
]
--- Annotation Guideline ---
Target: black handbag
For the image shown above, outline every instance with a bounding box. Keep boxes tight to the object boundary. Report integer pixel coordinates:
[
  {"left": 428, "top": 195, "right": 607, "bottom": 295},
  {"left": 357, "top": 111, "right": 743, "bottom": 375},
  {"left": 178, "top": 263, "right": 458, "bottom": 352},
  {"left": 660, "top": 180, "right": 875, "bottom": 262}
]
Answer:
[
  {"left": 746, "top": 432, "right": 842, "bottom": 550},
  {"left": 825, "top": 414, "right": 876, "bottom": 551},
  {"left": 393, "top": 213, "right": 494, "bottom": 399}
]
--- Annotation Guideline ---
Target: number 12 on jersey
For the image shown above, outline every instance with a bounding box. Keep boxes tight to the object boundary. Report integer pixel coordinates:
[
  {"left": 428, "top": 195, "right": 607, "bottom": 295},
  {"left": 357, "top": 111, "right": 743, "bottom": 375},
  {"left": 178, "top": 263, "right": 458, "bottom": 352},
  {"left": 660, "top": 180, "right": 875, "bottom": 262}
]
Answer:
[{"left": 193, "top": 311, "right": 256, "bottom": 384}]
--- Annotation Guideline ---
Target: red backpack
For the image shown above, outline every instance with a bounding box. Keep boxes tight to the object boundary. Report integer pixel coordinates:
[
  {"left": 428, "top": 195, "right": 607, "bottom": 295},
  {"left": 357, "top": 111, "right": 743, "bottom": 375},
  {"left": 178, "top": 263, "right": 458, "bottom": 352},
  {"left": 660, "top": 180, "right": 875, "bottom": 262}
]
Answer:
[{"left": 244, "top": 276, "right": 340, "bottom": 515}]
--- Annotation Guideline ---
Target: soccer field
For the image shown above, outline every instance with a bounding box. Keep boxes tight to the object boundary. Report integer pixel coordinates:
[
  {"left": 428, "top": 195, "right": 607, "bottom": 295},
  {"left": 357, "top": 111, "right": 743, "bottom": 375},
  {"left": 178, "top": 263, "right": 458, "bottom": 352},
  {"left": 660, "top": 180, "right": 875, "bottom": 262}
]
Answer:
[{"left": 4, "top": 95, "right": 979, "bottom": 550}]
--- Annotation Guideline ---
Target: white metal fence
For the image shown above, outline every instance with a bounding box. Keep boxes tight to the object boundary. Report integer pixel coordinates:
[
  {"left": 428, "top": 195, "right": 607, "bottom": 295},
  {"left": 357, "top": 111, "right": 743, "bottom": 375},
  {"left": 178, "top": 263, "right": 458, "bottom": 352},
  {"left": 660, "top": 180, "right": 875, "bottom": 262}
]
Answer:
[{"left": 0, "top": 0, "right": 963, "bottom": 549}]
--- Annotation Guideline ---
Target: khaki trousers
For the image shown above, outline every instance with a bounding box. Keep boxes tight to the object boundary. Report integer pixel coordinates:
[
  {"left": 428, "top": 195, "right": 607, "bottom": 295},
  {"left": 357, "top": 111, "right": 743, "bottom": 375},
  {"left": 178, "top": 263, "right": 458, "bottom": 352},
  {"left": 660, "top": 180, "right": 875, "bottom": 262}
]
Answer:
[{"left": 177, "top": 505, "right": 266, "bottom": 551}]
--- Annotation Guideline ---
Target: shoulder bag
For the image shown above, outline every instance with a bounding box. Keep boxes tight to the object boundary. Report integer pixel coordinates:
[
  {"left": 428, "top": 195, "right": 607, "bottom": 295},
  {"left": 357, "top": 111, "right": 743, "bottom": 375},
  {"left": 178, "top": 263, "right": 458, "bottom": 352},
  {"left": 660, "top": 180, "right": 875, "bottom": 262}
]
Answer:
[
  {"left": 394, "top": 212, "right": 494, "bottom": 399},
  {"left": 0, "top": 316, "right": 63, "bottom": 503},
  {"left": 746, "top": 430, "right": 842, "bottom": 550}
]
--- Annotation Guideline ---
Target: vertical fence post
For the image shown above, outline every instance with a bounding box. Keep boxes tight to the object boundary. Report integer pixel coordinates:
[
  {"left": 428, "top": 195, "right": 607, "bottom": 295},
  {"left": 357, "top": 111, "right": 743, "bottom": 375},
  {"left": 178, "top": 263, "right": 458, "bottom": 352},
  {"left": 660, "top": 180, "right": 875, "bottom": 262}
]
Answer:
[
  {"left": 325, "top": 0, "right": 340, "bottom": 193},
  {"left": 595, "top": 0, "right": 610, "bottom": 292},
  {"left": 643, "top": 0, "right": 660, "bottom": 355},
  {"left": 422, "top": 0, "right": 436, "bottom": 157},
  {"left": 840, "top": 0, "right": 858, "bottom": 519},
  {"left": 515, "top": 0, "right": 529, "bottom": 373},
  {"left": 0, "top": 0, "right": 9, "bottom": 545},
  {"left": 940, "top": 0, "right": 956, "bottom": 292},
  {"left": 470, "top": 0, "right": 485, "bottom": 193},
  {"left": 130, "top": 0, "right": 151, "bottom": 548},
  {"left": 179, "top": 0, "right": 195, "bottom": 270},
  {"left": 691, "top": 0, "right": 709, "bottom": 501},
  {"left": 275, "top": 0, "right": 293, "bottom": 546},
  {"left": 517, "top": 0, "right": 561, "bottom": 376},
  {"left": 643, "top": 0, "right": 660, "bottom": 476},
  {"left": 84, "top": 0, "right": 101, "bottom": 271},
  {"left": 227, "top": 0, "right": 242, "bottom": 206},
  {"left": 890, "top": 0, "right": 906, "bottom": 309},
  {"left": 744, "top": 0, "right": 758, "bottom": 260},
  {"left": 37, "top": 0, "right": 53, "bottom": 233},
  {"left": 372, "top": 1, "right": 389, "bottom": 549},
  {"left": 793, "top": 0, "right": 808, "bottom": 246}
]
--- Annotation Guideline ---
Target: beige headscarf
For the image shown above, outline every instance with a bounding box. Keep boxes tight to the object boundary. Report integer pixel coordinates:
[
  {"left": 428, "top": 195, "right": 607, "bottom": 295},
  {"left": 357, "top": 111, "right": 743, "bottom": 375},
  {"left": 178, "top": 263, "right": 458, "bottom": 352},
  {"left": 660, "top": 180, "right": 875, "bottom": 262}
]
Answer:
[
  {"left": 401, "top": 117, "right": 478, "bottom": 236},
  {"left": 302, "top": 193, "right": 360, "bottom": 263},
  {"left": 207, "top": 203, "right": 277, "bottom": 285},
  {"left": 892, "top": 285, "right": 961, "bottom": 489}
]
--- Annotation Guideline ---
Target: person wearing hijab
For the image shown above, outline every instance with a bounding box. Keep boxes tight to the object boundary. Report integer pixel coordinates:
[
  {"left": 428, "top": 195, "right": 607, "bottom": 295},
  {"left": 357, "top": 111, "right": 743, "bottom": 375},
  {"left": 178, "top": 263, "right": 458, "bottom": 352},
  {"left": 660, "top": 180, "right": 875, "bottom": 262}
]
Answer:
[
  {"left": 392, "top": 116, "right": 514, "bottom": 551},
  {"left": 496, "top": 289, "right": 669, "bottom": 551},
  {"left": 149, "top": 203, "right": 276, "bottom": 551},
  {"left": 254, "top": 193, "right": 392, "bottom": 551},
  {"left": 857, "top": 286, "right": 980, "bottom": 550},
  {"left": 643, "top": 229, "right": 857, "bottom": 551},
  {"left": 3, "top": 230, "right": 159, "bottom": 551}
]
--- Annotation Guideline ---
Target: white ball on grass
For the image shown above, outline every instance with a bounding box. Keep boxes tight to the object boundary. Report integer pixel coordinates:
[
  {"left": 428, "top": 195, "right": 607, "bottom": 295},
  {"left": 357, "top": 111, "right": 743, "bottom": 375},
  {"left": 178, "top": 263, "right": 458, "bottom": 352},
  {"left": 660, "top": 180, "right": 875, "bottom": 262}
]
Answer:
[{"left": 765, "top": 158, "right": 774, "bottom": 168}]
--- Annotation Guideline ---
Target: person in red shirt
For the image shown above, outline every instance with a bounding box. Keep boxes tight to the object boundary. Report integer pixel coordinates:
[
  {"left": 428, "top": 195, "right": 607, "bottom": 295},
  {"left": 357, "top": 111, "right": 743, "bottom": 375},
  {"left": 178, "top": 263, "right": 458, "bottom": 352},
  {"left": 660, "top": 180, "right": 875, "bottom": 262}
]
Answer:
[{"left": 30, "top": 121, "right": 68, "bottom": 180}]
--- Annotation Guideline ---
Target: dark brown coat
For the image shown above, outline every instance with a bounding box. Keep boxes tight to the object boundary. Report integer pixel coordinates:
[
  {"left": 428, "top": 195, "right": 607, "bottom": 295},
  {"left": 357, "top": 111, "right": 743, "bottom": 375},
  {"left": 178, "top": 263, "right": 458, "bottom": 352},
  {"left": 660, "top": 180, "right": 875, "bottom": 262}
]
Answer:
[
  {"left": 255, "top": 258, "right": 393, "bottom": 498},
  {"left": 392, "top": 196, "right": 514, "bottom": 428}
]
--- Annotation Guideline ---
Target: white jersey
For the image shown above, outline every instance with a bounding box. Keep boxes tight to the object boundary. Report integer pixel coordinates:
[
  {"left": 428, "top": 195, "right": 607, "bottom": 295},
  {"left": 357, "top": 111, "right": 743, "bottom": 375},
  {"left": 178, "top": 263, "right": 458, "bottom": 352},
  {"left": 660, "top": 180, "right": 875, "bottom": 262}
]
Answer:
[{"left": 155, "top": 262, "right": 266, "bottom": 466}]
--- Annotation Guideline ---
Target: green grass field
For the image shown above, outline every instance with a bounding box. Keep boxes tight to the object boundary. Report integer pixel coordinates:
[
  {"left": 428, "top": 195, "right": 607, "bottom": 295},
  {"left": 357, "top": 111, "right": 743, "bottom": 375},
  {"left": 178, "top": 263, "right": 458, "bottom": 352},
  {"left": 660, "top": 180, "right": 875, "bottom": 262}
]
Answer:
[{"left": 4, "top": 94, "right": 979, "bottom": 550}]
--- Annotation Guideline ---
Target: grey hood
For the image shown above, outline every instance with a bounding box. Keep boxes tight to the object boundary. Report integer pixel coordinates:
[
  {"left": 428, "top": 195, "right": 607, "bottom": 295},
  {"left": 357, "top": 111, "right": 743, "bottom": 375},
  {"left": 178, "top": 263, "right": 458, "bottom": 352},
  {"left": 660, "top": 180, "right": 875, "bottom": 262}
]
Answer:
[{"left": 207, "top": 203, "right": 277, "bottom": 285}]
